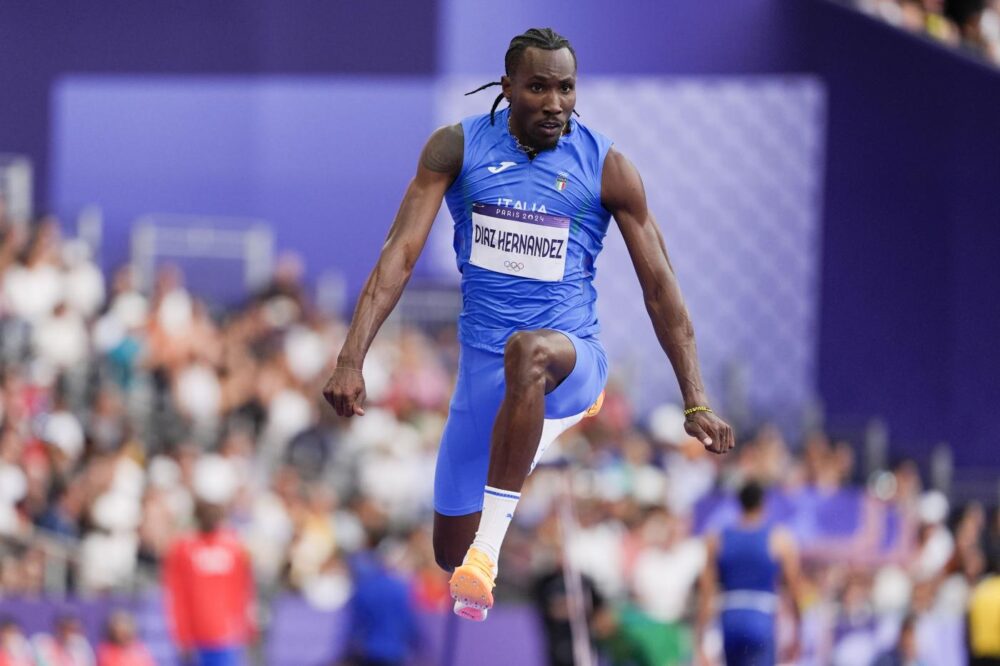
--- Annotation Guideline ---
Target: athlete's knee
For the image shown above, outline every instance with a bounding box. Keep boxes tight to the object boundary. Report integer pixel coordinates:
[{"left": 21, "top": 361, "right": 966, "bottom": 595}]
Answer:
[
  {"left": 503, "top": 331, "right": 551, "bottom": 384},
  {"left": 433, "top": 535, "right": 467, "bottom": 572},
  {"left": 433, "top": 514, "right": 477, "bottom": 572},
  {"left": 434, "top": 547, "right": 462, "bottom": 572}
]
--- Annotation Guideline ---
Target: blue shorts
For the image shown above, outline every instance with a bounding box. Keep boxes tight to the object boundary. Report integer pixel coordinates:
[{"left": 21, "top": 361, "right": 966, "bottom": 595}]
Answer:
[
  {"left": 434, "top": 331, "right": 607, "bottom": 516},
  {"left": 195, "top": 646, "right": 245, "bottom": 666},
  {"left": 721, "top": 609, "right": 776, "bottom": 666}
]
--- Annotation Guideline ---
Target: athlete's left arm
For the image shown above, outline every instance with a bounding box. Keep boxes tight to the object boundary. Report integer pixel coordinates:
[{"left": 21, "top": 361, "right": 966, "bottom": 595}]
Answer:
[
  {"left": 772, "top": 527, "right": 803, "bottom": 660},
  {"left": 601, "top": 147, "right": 734, "bottom": 454},
  {"left": 774, "top": 530, "right": 803, "bottom": 606},
  {"left": 694, "top": 533, "right": 719, "bottom": 666}
]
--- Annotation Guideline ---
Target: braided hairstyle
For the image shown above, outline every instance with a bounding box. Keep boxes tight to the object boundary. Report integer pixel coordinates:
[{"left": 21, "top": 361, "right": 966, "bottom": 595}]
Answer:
[{"left": 466, "top": 28, "right": 578, "bottom": 125}]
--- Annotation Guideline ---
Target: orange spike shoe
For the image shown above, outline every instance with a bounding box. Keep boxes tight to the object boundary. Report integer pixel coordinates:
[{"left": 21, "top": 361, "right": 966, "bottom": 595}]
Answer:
[{"left": 449, "top": 547, "right": 497, "bottom": 622}]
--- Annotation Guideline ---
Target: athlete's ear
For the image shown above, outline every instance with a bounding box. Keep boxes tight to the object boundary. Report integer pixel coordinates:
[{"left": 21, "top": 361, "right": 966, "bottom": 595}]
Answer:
[{"left": 501, "top": 75, "right": 512, "bottom": 101}]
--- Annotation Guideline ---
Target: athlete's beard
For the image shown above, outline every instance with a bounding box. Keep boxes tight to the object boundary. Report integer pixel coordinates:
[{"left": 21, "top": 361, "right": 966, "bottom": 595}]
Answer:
[{"left": 509, "top": 114, "right": 566, "bottom": 155}]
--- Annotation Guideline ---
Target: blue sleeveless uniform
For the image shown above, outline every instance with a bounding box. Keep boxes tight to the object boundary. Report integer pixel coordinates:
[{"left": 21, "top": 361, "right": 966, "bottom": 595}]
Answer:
[
  {"left": 434, "top": 107, "right": 612, "bottom": 516},
  {"left": 717, "top": 523, "right": 781, "bottom": 665}
]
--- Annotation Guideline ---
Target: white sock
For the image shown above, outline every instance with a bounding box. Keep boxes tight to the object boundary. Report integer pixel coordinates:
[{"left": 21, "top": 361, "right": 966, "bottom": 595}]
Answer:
[{"left": 470, "top": 485, "right": 521, "bottom": 565}]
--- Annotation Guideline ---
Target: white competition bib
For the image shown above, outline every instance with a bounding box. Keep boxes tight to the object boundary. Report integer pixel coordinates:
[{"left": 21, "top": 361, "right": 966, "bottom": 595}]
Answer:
[{"left": 469, "top": 203, "right": 570, "bottom": 282}]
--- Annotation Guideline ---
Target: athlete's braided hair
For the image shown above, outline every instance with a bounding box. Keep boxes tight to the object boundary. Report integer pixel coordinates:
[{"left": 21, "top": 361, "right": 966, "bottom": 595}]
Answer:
[{"left": 465, "top": 27, "right": 578, "bottom": 125}]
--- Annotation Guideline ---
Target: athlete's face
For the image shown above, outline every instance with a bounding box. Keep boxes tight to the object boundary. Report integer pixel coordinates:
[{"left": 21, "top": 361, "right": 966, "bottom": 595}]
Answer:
[{"left": 503, "top": 47, "right": 577, "bottom": 151}]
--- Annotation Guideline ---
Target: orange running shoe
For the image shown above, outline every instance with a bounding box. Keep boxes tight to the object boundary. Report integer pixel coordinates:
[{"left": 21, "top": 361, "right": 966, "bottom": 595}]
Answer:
[{"left": 449, "top": 547, "right": 497, "bottom": 622}]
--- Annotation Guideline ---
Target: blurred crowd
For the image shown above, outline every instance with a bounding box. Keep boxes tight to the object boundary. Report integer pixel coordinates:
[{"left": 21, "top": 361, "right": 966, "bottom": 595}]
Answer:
[
  {"left": 849, "top": 0, "right": 1000, "bottom": 64},
  {"left": 0, "top": 612, "right": 154, "bottom": 666},
  {"left": 514, "top": 422, "right": 1000, "bottom": 665},
  {"left": 1, "top": 201, "right": 999, "bottom": 666}
]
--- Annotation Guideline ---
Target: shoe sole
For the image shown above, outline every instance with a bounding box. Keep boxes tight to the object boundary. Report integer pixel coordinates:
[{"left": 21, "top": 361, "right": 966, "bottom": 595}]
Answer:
[
  {"left": 449, "top": 565, "right": 494, "bottom": 617},
  {"left": 453, "top": 600, "right": 488, "bottom": 622}
]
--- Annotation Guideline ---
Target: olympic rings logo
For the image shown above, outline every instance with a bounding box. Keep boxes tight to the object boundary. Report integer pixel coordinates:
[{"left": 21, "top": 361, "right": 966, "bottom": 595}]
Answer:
[{"left": 504, "top": 260, "right": 525, "bottom": 272}]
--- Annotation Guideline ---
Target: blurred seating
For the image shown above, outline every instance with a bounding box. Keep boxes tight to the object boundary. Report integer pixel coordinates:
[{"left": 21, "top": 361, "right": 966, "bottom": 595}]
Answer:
[{"left": 845, "top": 0, "right": 1000, "bottom": 65}]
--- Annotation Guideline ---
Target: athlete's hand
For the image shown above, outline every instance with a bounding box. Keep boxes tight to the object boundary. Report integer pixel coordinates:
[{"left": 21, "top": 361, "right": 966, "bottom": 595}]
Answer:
[
  {"left": 780, "top": 634, "right": 801, "bottom": 664},
  {"left": 322, "top": 366, "right": 367, "bottom": 417},
  {"left": 694, "top": 646, "right": 716, "bottom": 666},
  {"left": 685, "top": 410, "right": 735, "bottom": 455}
]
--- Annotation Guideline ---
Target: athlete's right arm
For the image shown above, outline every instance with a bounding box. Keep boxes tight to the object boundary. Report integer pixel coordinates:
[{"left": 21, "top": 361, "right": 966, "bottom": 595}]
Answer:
[{"left": 323, "top": 124, "right": 463, "bottom": 417}]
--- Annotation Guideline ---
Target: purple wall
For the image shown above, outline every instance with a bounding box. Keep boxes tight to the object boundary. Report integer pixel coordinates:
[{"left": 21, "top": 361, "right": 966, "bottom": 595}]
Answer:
[
  {"left": 51, "top": 77, "right": 435, "bottom": 291},
  {"left": 797, "top": 2, "right": 1000, "bottom": 467},
  {"left": 440, "top": 0, "right": 804, "bottom": 75},
  {"left": 0, "top": 1, "right": 438, "bottom": 206}
]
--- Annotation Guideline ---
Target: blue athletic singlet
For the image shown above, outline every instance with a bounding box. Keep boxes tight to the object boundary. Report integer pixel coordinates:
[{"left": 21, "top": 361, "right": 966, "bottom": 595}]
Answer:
[
  {"left": 444, "top": 106, "right": 614, "bottom": 354},
  {"left": 433, "top": 107, "right": 612, "bottom": 516},
  {"left": 717, "top": 524, "right": 781, "bottom": 666}
]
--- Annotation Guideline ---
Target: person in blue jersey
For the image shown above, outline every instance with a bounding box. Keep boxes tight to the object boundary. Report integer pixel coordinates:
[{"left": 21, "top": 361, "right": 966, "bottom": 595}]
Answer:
[
  {"left": 695, "top": 481, "right": 803, "bottom": 666},
  {"left": 322, "top": 27, "right": 734, "bottom": 622}
]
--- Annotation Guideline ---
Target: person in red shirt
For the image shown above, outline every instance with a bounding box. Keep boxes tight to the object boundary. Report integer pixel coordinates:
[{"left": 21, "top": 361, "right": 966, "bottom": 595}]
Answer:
[
  {"left": 163, "top": 456, "right": 255, "bottom": 666},
  {"left": 95, "top": 611, "right": 154, "bottom": 666}
]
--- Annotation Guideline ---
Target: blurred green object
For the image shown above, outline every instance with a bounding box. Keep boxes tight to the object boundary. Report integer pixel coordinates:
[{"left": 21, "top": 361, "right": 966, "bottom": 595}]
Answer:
[{"left": 600, "top": 603, "right": 692, "bottom": 666}]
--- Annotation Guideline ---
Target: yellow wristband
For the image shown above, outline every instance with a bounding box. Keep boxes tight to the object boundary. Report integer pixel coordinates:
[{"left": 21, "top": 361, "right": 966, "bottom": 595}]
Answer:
[{"left": 683, "top": 406, "right": 712, "bottom": 417}]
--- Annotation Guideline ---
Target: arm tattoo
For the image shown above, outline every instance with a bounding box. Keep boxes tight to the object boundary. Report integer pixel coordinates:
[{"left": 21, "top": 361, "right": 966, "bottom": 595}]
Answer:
[{"left": 420, "top": 124, "right": 464, "bottom": 175}]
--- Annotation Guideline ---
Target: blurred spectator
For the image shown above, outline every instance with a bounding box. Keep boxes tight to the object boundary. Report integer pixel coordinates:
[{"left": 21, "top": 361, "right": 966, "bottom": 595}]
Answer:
[
  {"left": 31, "top": 615, "right": 94, "bottom": 666},
  {"left": 911, "top": 490, "right": 954, "bottom": 581},
  {"left": 254, "top": 251, "right": 309, "bottom": 318},
  {"left": 849, "top": 0, "right": 1000, "bottom": 65},
  {"left": 164, "top": 456, "right": 256, "bottom": 666},
  {"left": 827, "top": 572, "right": 882, "bottom": 666},
  {"left": 696, "top": 481, "right": 803, "bottom": 666},
  {"left": 401, "top": 528, "right": 449, "bottom": 614},
  {"left": 0, "top": 618, "right": 34, "bottom": 666},
  {"left": 338, "top": 530, "right": 422, "bottom": 666},
  {"left": 95, "top": 611, "right": 154, "bottom": 666},
  {"left": 530, "top": 513, "right": 612, "bottom": 666},
  {"left": 968, "top": 550, "right": 1000, "bottom": 665},
  {"left": 2, "top": 218, "right": 63, "bottom": 327},
  {"left": 872, "top": 613, "right": 924, "bottom": 666},
  {"left": 78, "top": 458, "right": 143, "bottom": 592},
  {"left": 60, "top": 240, "right": 104, "bottom": 322},
  {"left": 629, "top": 507, "right": 703, "bottom": 628},
  {"left": 567, "top": 499, "right": 627, "bottom": 601}
]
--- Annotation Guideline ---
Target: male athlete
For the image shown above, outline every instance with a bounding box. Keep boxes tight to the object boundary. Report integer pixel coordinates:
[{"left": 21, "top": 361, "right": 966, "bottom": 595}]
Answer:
[
  {"left": 323, "top": 28, "right": 734, "bottom": 622},
  {"left": 696, "top": 481, "right": 802, "bottom": 665}
]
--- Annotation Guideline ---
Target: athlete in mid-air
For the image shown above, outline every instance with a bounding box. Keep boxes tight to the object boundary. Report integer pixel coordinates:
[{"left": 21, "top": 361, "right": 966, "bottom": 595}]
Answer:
[{"left": 323, "top": 27, "right": 734, "bottom": 622}]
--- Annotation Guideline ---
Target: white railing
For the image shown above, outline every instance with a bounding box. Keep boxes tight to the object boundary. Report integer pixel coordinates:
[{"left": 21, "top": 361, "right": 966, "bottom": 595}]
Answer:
[
  {"left": 131, "top": 214, "right": 274, "bottom": 299},
  {"left": 0, "top": 153, "right": 33, "bottom": 225}
]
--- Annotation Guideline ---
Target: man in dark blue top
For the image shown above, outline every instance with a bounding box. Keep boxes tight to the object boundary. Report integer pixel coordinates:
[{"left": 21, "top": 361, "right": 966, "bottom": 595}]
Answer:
[
  {"left": 342, "top": 541, "right": 421, "bottom": 666},
  {"left": 697, "top": 482, "right": 803, "bottom": 665}
]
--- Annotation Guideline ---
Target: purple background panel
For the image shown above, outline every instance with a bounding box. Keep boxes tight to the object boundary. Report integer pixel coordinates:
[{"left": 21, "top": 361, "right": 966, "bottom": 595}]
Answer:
[
  {"left": 51, "top": 77, "right": 436, "bottom": 292},
  {"left": 0, "top": 0, "right": 438, "bottom": 205},
  {"left": 439, "top": 0, "right": 802, "bottom": 76}
]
